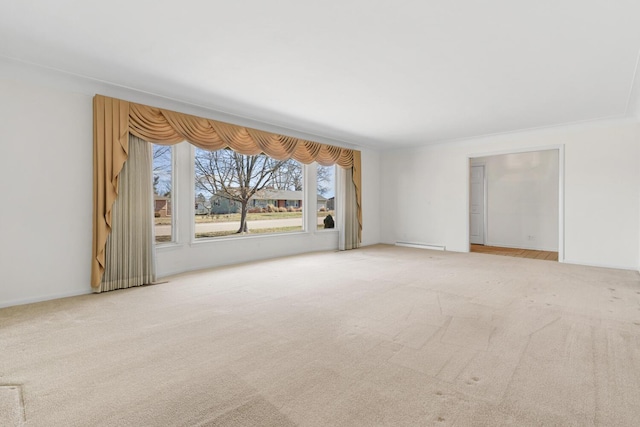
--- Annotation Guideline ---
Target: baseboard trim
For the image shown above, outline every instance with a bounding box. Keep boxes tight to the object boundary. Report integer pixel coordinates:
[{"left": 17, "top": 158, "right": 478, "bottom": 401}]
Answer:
[
  {"left": 562, "top": 258, "right": 639, "bottom": 272},
  {"left": 395, "top": 242, "right": 446, "bottom": 251},
  {"left": 0, "top": 289, "right": 93, "bottom": 309}
]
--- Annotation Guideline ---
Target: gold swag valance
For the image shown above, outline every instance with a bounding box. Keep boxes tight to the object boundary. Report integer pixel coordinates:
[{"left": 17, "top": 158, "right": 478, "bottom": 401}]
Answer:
[{"left": 92, "top": 95, "right": 362, "bottom": 288}]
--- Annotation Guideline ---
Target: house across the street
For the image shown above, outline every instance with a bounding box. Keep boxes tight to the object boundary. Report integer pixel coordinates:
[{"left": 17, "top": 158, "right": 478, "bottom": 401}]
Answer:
[
  {"left": 210, "top": 189, "right": 302, "bottom": 214},
  {"left": 154, "top": 196, "right": 171, "bottom": 217}
]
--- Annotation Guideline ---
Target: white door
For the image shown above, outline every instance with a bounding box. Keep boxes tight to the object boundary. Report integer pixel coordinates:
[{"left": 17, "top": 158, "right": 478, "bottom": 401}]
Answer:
[{"left": 470, "top": 165, "right": 485, "bottom": 245}]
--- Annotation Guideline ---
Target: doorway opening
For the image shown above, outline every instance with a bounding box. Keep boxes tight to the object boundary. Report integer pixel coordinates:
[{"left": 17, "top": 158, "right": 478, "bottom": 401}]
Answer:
[{"left": 469, "top": 148, "right": 562, "bottom": 262}]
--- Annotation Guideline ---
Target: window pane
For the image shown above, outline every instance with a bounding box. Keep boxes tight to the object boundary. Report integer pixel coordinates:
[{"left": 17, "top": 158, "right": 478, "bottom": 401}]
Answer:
[
  {"left": 317, "top": 164, "right": 336, "bottom": 230},
  {"left": 194, "top": 148, "right": 304, "bottom": 239},
  {"left": 153, "top": 144, "right": 173, "bottom": 243}
]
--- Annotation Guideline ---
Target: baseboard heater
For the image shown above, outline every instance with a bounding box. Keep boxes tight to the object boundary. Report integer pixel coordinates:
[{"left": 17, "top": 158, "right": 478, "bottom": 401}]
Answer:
[{"left": 395, "top": 242, "right": 446, "bottom": 251}]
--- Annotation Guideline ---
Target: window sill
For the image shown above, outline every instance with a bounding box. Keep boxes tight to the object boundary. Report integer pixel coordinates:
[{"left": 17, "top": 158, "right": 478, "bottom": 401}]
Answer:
[
  {"left": 189, "top": 230, "right": 310, "bottom": 246},
  {"left": 155, "top": 242, "right": 184, "bottom": 251},
  {"left": 314, "top": 228, "right": 339, "bottom": 233}
]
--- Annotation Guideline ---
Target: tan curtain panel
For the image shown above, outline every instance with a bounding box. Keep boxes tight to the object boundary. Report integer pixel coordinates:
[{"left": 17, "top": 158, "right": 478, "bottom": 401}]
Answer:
[
  {"left": 92, "top": 97, "right": 129, "bottom": 287},
  {"left": 92, "top": 95, "right": 362, "bottom": 289}
]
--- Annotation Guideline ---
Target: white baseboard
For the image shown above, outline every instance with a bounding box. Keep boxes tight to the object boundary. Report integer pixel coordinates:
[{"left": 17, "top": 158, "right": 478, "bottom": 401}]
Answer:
[
  {"left": 562, "top": 258, "right": 638, "bottom": 271},
  {"left": 0, "top": 289, "right": 93, "bottom": 309},
  {"left": 395, "top": 242, "right": 446, "bottom": 251}
]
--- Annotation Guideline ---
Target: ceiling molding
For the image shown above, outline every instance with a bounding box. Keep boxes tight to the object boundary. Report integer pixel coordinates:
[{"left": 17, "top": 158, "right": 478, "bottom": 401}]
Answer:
[{"left": 385, "top": 114, "right": 638, "bottom": 152}]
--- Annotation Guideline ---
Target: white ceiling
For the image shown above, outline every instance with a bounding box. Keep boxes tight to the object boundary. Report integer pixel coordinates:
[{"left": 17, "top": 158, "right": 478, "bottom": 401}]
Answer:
[{"left": 2, "top": 1, "right": 640, "bottom": 149}]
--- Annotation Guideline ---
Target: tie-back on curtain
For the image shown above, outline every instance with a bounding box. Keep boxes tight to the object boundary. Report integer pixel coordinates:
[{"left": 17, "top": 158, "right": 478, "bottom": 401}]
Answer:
[
  {"left": 92, "top": 95, "right": 362, "bottom": 289},
  {"left": 98, "top": 135, "right": 155, "bottom": 292}
]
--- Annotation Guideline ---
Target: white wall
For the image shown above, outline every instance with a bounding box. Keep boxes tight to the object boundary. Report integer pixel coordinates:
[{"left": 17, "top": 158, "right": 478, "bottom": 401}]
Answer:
[
  {"left": 0, "top": 79, "right": 93, "bottom": 307},
  {"left": 472, "top": 150, "right": 559, "bottom": 251},
  {"left": 360, "top": 149, "right": 381, "bottom": 247},
  {"left": 0, "top": 62, "right": 382, "bottom": 307},
  {"left": 381, "top": 120, "right": 640, "bottom": 270}
]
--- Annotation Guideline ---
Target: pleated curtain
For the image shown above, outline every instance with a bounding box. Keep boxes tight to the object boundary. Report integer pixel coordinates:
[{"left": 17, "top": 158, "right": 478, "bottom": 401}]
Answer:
[
  {"left": 98, "top": 135, "right": 155, "bottom": 292},
  {"left": 338, "top": 167, "right": 361, "bottom": 250}
]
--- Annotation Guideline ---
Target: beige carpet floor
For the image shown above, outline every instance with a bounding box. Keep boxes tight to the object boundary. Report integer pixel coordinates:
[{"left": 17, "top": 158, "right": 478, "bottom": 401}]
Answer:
[{"left": 1, "top": 244, "right": 640, "bottom": 426}]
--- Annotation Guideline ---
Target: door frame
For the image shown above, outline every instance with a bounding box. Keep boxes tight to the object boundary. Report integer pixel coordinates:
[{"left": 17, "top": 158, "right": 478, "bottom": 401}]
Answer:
[
  {"left": 469, "top": 162, "right": 487, "bottom": 245},
  {"left": 467, "top": 144, "right": 565, "bottom": 262}
]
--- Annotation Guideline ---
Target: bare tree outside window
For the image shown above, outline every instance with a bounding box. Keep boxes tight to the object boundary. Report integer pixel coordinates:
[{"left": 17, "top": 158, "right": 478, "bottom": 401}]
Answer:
[
  {"left": 153, "top": 145, "right": 172, "bottom": 196},
  {"left": 316, "top": 165, "right": 333, "bottom": 196},
  {"left": 194, "top": 148, "right": 304, "bottom": 238},
  {"left": 152, "top": 144, "right": 173, "bottom": 243}
]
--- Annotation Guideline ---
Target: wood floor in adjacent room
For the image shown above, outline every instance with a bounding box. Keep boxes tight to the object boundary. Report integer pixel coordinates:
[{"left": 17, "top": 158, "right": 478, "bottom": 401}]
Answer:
[
  {"left": 1, "top": 244, "right": 639, "bottom": 426},
  {"left": 471, "top": 244, "right": 559, "bottom": 261}
]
